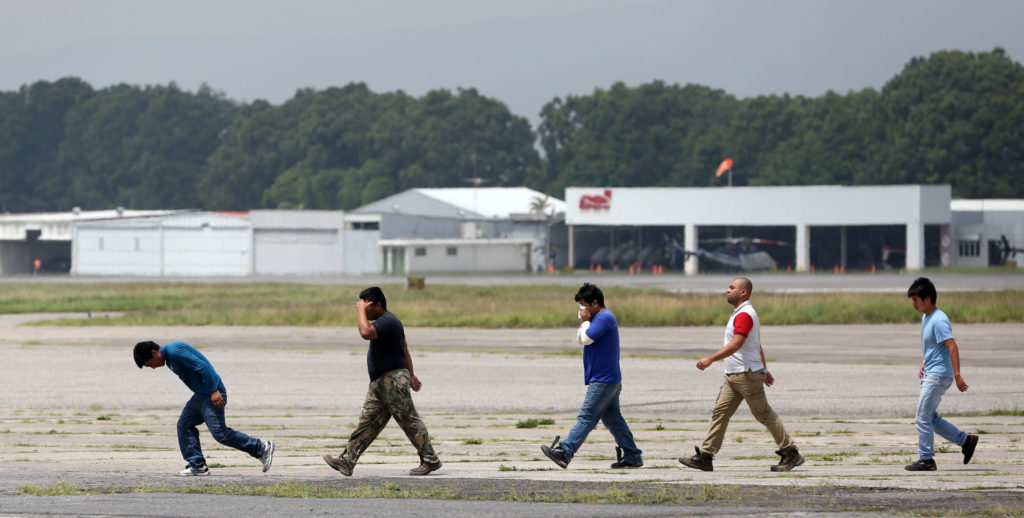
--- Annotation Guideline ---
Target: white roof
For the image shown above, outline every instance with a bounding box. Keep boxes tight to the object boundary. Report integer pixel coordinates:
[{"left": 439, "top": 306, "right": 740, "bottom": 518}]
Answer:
[
  {"left": 414, "top": 187, "right": 565, "bottom": 218},
  {"left": 951, "top": 199, "right": 1024, "bottom": 212},
  {"left": 0, "top": 209, "right": 177, "bottom": 223}
]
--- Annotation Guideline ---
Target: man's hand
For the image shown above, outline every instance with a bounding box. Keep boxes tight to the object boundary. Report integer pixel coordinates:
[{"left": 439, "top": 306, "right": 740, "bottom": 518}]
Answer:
[
  {"left": 211, "top": 391, "right": 225, "bottom": 407},
  {"left": 356, "top": 299, "right": 372, "bottom": 313},
  {"left": 764, "top": 371, "right": 775, "bottom": 387},
  {"left": 918, "top": 364, "right": 925, "bottom": 379},
  {"left": 579, "top": 306, "right": 592, "bottom": 322},
  {"left": 696, "top": 357, "right": 712, "bottom": 371},
  {"left": 410, "top": 374, "right": 422, "bottom": 392},
  {"left": 954, "top": 374, "right": 969, "bottom": 392}
]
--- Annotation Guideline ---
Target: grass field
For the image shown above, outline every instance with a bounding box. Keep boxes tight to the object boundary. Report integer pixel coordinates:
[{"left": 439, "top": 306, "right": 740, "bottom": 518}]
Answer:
[{"left": 2, "top": 282, "right": 1023, "bottom": 328}]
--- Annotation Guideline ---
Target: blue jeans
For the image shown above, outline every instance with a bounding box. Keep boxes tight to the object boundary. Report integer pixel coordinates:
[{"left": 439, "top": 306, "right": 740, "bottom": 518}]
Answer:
[
  {"left": 560, "top": 382, "right": 642, "bottom": 463},
  {"left": 916, "top": 375, "right": 967, "bottom": 461},
  {"left": 178, "top": 384, "right": 264, "bottom": 468}
]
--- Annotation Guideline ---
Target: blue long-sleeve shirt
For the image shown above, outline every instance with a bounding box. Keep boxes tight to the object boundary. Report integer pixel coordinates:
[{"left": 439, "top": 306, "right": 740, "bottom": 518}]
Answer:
[{"left": 162, "top": 342, "right": 222, "bottom": 396}]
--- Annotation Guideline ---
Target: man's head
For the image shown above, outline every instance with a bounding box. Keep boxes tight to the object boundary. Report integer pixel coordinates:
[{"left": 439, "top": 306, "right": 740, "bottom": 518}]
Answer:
[
  {"left": 133, "top": 341, "right": 164, "bottom": 369},
  {"left": 574, "top": 282, "right": 605, "bottom": 307},
  {"left": 359, "top": 286, "right": 388, "bottom": 319},
  {"left": 907, "top": 277, "right": 937, "bottom": 314},
  {"left": 726, "top": 277, "right": 753, "bottom": 307}
]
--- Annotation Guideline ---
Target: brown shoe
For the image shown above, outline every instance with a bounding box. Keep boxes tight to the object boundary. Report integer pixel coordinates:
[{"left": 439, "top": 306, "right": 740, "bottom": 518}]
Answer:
[
  {"left": 678, "top": 446, "right": 714, "bottom": 472},
  {"left": 322, "top": 454, "right": 353, "bottom": 476},
  {"left": 771, "top": 447, "right": 805, "bottom": 472},
  {"left": 409, "top": 460, "right": 442, "bottom": 476}
]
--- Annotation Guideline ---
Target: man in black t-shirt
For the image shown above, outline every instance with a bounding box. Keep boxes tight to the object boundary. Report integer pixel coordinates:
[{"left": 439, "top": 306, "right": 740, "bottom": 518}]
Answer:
[{"left": 322, "top": 287, "right": 441, "bottom": 476}]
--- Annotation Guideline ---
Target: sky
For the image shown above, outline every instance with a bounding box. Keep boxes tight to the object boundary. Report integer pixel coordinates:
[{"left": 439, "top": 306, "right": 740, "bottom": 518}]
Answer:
[{"left": 2, "top": 0, "right": 1023, "bottom": 127}]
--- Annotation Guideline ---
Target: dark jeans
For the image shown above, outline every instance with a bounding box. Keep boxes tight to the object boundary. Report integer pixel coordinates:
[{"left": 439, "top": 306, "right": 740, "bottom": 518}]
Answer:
[
  {"left": 560, "top": 382, "right": 642, "bottom": 463},
  {"left": 178, "top": 384, "right": 264, "bottom": 468}
]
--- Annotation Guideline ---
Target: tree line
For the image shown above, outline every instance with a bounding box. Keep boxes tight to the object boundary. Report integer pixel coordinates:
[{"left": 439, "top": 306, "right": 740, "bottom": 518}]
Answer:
[{"left": 1, "top": 48, "right": 1021, "bottom": 213}]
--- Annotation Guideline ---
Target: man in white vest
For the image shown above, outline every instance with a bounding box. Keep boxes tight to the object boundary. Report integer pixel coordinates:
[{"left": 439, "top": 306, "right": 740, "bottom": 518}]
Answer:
[{"left": 679, "top": 277, "right": 804, "bottom": 472}]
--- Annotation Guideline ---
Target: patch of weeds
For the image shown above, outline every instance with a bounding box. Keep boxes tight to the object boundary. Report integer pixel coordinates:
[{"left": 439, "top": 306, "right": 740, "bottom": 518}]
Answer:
[
  {"left": 498, "top": 464, "right": 517, "bottom": 471},
  {"left": 976, "top": 430, "right": 991, "bottom": 434},
  {"left": 654, "top": 422, "right": 665, "bottom": 431},
  {"left": 96, "top": 415, "right": 112, "bottom": 421},
  {"left": 515, "top": 418, "right": 555, "bottom": 429},
  {"left": 463, "top": 438, "right": 483, "bottom": 445},
  {"left": 732, "top": 436, "right": 744, "bottom": 443}
]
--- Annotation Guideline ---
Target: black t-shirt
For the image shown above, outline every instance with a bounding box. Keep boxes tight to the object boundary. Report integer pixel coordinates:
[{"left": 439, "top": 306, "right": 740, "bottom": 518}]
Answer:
[{"left": 366, "top": 312, "right": 407, "bottom": 381}]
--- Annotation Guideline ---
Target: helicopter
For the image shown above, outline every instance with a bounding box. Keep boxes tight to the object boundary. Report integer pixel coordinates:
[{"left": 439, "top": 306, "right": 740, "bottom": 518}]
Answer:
[
  {"left": 994, "top": 234, "right": 1024, "bottom": 265},
  {"left": 671, "top": 237, "right": 788, "bottom": 272}
]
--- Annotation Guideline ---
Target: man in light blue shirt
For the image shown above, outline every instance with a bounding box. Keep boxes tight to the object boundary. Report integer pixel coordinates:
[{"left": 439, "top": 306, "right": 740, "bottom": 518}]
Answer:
[
  {"left": 134, "top": 341, "right": 274, "bottom": 476},
  {"left": 904, "top": 278, "right": 978, "bottom": 471}
]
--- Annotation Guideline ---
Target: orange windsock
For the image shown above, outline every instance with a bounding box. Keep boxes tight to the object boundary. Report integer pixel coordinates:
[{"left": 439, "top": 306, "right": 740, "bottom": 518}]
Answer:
[{"left": 715, "top": 158, "right": 734, "bottom": 178}]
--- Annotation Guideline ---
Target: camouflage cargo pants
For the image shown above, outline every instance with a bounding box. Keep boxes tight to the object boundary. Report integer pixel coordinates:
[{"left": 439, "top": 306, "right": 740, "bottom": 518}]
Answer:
[{"left": 341, "top": 368, "right": 438, "bottom": 465}]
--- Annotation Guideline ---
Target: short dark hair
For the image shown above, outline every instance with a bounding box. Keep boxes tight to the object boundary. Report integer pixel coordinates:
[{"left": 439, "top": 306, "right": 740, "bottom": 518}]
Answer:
[
  {"left": 907, "top": 277, "right": 937, "bottom": 304},
  {"left": 359, "top": 286, "right": 387, "bottom": 310},
  {"left": 133, "top": 341, "right": 160, "bottom": 368},
  {"left": 574, "top": 282, "right": 604, "bottom": 307}
]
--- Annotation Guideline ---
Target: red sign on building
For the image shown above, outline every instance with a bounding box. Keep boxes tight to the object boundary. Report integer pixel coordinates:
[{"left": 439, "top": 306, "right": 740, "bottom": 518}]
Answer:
[{"left": 579, "top": 190, "right": 612, "bottom": 210}]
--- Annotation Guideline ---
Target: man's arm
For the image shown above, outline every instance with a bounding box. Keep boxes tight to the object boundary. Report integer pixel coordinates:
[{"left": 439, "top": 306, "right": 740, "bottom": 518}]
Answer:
[
  {"left": 759, "top": 346, "right": 774, "bottom": 387},
  {"left": 403, "top": 339, "right": 422, "bottom": 392},
  {"left": 697, "top": 333, "right": 746, "bottom": 370},
  {"left": 945, "top": 338, "right": 968, "bottom": 392},
  {"left": 356, "top": 300, "right": 378, "bottom": 340}
]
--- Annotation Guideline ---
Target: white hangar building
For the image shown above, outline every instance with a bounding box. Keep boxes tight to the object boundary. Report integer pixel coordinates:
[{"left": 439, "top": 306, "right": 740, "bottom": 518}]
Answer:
[
  {"left": 347, "top": 187, "right": 566, "bottom": 274},
  {"left": 565, "top": 185, "right": 956, "bottom": 274},
  {"left": 69, "top": 210, "right": 346, "bottom": 276},
  {"left": 0, "top": 209, "right": 174, "bottom": 275}
]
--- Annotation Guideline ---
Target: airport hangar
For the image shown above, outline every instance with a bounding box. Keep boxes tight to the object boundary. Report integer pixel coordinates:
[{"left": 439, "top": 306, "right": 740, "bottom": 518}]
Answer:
[{"left": 564, "top": 184, "right": 960, "bottom": 274}]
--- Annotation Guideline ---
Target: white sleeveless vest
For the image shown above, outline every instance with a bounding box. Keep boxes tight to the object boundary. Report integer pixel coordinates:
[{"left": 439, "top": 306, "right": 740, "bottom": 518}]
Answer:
[{"left": 723, "top": 300, "right": 764, "bottom": 374}]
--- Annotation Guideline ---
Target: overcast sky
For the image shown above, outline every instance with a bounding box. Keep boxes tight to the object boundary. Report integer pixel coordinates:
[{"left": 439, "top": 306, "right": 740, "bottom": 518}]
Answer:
[{"left": 3, "top": 0, "right": 1023, "bottom": 126}]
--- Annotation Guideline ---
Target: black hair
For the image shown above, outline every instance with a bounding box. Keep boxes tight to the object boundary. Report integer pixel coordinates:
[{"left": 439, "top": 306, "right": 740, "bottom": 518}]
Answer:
[
  {"left": 133, "top": 341, "right": 160, "bottom": 368},
  {"left": 574, "top": 282, "right": 605, "bottom": 307},
  {"left": 907, "top": 277, "right": 937, "bottom": 304},
  {"left": 359, "top": 286, "right": 387, "bottom": 310}
]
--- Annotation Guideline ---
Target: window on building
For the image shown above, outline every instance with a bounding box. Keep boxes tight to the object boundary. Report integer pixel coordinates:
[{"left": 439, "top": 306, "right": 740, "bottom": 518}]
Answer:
[
  {"left": 350, "top": 221, "right": 379, "bottom": 230},
  {"left": 958, "top": 240, "right": 980, "bottom": 257},
  {"left": 414, "top": 247, "right": 427, "bottom": 257},
  {"left": 446, "top": 247, "right": 458, "bottom": 256}
]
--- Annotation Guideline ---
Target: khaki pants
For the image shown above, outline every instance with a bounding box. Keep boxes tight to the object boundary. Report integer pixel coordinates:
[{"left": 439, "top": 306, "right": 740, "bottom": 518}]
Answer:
[
  {"left": 700, "top": 371, "right": 794, "bottom": 455},
  {"left": 342, "top": 369, "right": 438, "bottom": 465}
]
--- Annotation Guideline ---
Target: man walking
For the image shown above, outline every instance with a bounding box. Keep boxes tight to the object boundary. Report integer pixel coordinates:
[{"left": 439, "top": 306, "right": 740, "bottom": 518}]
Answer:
[
  {"left": 679, "top": 277, "right": 803, "bottom": 472},
  {"left": 134, "top": 341, "right": 274, "bottom": 476},
  {"left": 905, "top": 277, "right": 978, "bottom": 471},
  {"left": 322, "top": 287, "right": 442, "bottom": 476},
  {"left": 541, "top": 282, "right": 643, "bottom": 469}
]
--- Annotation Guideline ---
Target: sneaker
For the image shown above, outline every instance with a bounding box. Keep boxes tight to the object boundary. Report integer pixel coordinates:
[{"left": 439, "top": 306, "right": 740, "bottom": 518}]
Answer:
[
  {"left": 678, "top": 446, "right": 714, "bottom": 472},
  {"left": 259, "top": 440, "right": 274, "bottom": 472},
  {"left": 610, "top": 446, "right": 643, "bottom": 469},
  {"left": 178, "top": 464, "right": 210, "bottom": 477},
  {"left": 409, "top": 460, "right": 442, "bottom": 476},
  {"left": 962, "top": 434, "right": 979, "bottom": 465},
  {"left": 541, "top": 435, "right": 569, "bottom": 469},
  {"left": 771, "top": 447, "right": 805, "bottom": 472},
  {"left": 905, "top": 458, "right": 937, "bottom": 471},
  {"left": 323, "top": 453, "right": 353, "bottom": 476}
]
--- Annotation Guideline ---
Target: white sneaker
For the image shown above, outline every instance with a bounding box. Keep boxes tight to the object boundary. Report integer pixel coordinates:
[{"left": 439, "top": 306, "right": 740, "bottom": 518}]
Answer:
[
  {"left": 260, "top": 440, "right": 274, "bottom": 472},
  {"left": 178, "top": 465, "right": 210, "bottom": 476}
]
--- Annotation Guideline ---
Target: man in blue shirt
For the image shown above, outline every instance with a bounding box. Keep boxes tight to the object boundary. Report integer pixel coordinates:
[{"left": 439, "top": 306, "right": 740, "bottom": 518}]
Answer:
[
  {"left": 905, "top": 277, "right": 978, "bottom": 471},
  {"left": 134, "top": 341, "right": 274, "bottom": 476},
  {"left": 541, "top": 283, "right": 643, "bottom": 469}
]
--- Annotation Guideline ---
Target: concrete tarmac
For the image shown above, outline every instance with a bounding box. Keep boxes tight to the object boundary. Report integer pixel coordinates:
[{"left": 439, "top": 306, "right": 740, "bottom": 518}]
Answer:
[{"left": 1, "top": 322, "right": 1022, "bottom": 516}]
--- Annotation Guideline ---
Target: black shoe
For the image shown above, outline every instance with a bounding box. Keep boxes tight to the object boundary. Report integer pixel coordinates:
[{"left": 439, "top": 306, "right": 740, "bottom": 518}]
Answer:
[
  {"left": 610, "top": 446, "right": 643, "bottom": 469},
  {"left": 771, "top": 447, "right": 805, "bottom": 472},
  {"left": 678, "top": 446, "right": 713, "bottom": 472},
  {"left": 962, "top": 434, "right": 978, "bottom": 465},
  {"left": 541, "top": 435, "right": 569, "bottom": 469},
  {"left": 905, "top": 458, "right": 937, "bottom": 471}
]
